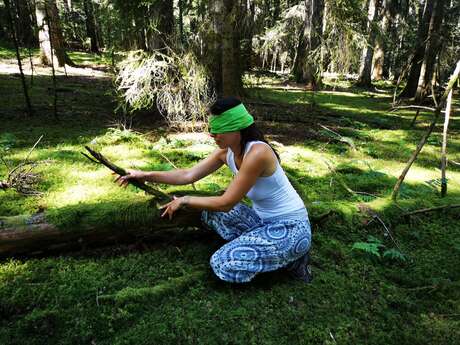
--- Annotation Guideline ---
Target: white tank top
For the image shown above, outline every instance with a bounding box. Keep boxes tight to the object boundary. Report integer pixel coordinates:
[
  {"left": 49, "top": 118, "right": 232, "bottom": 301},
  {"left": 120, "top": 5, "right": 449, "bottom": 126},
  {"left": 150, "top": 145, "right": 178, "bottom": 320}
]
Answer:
[{"left": 226, "top": 141, "right": 307, "bottom": 220}]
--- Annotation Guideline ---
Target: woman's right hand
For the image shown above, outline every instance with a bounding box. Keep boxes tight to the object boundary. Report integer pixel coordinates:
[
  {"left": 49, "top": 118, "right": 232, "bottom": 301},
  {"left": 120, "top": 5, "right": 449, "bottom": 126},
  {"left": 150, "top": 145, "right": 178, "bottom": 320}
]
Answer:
[{"left": 113, "top": 170, "right": 148, "bottom": 187}]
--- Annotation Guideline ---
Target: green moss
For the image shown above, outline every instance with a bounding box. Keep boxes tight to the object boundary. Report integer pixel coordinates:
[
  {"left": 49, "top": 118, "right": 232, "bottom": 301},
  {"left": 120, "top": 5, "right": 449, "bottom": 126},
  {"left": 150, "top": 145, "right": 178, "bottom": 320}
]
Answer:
[{"left": 1, "top": 62, "right": 460, "bottom": 344}]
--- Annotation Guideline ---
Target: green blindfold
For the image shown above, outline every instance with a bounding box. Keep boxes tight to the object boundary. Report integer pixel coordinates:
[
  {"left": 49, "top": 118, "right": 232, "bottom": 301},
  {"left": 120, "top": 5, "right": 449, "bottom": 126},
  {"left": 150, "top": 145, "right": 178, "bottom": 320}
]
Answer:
[{"left": 209, "top": 104, "right": 254, "bottom": 134}]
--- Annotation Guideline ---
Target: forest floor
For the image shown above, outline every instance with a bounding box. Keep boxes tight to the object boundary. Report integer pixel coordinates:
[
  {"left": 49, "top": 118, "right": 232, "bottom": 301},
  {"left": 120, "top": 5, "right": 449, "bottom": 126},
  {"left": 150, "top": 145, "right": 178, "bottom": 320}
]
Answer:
[{"left": 1, "top": 49, "right": 460, "bottom": 345}]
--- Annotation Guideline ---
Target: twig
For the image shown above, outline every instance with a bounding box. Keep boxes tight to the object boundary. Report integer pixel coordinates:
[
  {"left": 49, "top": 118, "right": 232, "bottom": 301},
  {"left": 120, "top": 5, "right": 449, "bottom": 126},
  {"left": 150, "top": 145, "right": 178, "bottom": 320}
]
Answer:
[
  {"left": 83, "top": 146, "right": 171, "bottom": 201},
  {"left": 431, "top": 83, "right": 439, "bottom": 108},
  {"left": 322, "top": 160, "right": 378, "bottom": 198},
  {"left": 391, "top": 60, "right": 460, "bottom": 201},
  {"left": 403, "top": 204, "right": 460, "bottom": 217},
  {"left": 372, "top": 214, "right": 403, "bottom": 253},
  {"left": 23, "top": 135, "right": 44, "bottom": 163},
  {"left": 390, "top": 105, "right": 436, "bottom": 113},
  {"left": 318, "top": 124, "right": 356, "bottom": 150}
]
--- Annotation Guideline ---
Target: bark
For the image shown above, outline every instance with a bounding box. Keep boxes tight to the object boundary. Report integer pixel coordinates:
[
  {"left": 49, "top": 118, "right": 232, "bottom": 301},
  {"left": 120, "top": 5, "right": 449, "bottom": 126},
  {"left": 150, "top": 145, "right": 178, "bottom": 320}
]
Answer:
[
  {"left": 372, "top": 0, "right": 391, "bottom": 80},
  {"left": 414, "top": 0, "right": 445, "bottom": 101},
  {"left": 0, "top": 208, "right": 203, "bottom": 257},
  {"left": 357, "top": 0, "right": 381, "bottom": 87},
  {"left": 399, "top": 0, "right": 435, "bottom": 98},
  {"left": 83, "top": 0, "right": 99, "bottom": 53},
  {"left": 35, "top": 0, "right": 74, "bottom": 66},
  {"left": 292, "top": 0, "right": 324, "bottom": 89},
  {"left": 208, "top": 0, "right": 241, "bottom": 96},
  {"left": 222, "top": 0, "right": 241, "bottom": 96},
  {"left": 241, "top": 0, "right": 256, "bottom": 71}
]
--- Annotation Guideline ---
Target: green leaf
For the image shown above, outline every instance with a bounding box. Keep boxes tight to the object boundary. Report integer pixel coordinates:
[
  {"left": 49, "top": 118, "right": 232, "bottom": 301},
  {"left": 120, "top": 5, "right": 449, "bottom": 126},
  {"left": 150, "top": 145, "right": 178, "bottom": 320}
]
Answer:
[
  {"left": 352, "top": 242, "right": 381, "bottom": 258},
  {"left": 383, "top": 249, "right": 407, "bottom": 262}
]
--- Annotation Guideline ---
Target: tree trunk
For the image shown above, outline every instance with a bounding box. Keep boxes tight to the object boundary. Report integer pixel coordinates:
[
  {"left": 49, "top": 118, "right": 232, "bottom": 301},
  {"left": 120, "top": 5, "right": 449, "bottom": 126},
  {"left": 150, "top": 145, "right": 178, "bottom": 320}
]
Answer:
[
  {"left": 221, "top": 0, "right": 241, "bottom": 96},
  {"left": 399, "top": 0, "right": 435, "bottom": 98},
  {"left": 14, "top": 0, "right": 38, "bottom": 47},
  {"left": 415, "top": 0, "right": 445, "bottom": 101},
  {"left": 241, "top": 0, "right": 255, "bottom": 71},
  {"left": 357, "top": 0, "right": 381, "bottom": 87},
  {"left": 35, "top": 0, "right": 74, "bottom": 67},
  {"left": 208, "top": 0, "right": 241, "bottom": 97},
  {"left": 292, "top": 0, "right": 324, "bottom": 89},
  {"left": 4, "top": 0, "right": 33, "bottom": 117},
  {"left": 83, "top": 0, "right": 99, "bottom": 53},
  {"left": 145, "top": 0, "right": 174, "bottom": 51},
  {"left": 372, "top": 0, "right": 391, "bottom": 80}
]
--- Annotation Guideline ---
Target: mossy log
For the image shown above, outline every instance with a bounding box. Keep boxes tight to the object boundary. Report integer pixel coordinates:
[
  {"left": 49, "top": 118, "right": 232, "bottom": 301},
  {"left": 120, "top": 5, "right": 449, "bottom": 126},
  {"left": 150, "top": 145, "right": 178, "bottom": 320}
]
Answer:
[
  {"left": 0, "top": 147, "right": 329, "bottom": 257},
  {"left": 0, "top": 206, "right": 204, "bottom": 257}
]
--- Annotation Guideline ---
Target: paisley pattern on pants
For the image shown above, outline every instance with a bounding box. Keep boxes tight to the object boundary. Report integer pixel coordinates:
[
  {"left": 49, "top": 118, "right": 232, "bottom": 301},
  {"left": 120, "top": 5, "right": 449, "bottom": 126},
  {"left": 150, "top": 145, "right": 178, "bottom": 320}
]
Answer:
[{"left": 202, "top": 203, "right": 311, "bottom": 283}]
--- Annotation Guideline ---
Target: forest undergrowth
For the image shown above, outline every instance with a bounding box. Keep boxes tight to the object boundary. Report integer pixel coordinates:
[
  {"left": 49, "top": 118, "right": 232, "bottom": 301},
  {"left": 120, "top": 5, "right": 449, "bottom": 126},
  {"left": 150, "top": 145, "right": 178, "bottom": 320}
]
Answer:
[{"left": 0, "top": 51, "right": 459, "bottom": 345}]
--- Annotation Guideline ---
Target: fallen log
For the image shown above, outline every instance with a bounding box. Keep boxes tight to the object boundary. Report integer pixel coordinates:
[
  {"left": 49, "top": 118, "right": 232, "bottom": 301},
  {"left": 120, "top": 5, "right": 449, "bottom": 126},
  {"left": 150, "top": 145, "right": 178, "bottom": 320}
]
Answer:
[
  {"left": 0, "top": 202, "right": 204, "bottom": 257},
  {"left": 0, "top": 147, "right": 331, "bottom": 257}
]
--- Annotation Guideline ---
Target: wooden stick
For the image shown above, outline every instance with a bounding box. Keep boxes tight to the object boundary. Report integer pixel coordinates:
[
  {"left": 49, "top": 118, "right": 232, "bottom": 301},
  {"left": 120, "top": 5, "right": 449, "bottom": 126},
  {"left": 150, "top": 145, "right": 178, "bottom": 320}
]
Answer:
[
  {"left": 403, "top": 204, "right": 460, "bottom": 217},
  {"left": 392, "top": 60, "right": 460, "bottom": 201},
  {"left": 441, "top": 89, "right": 453, "bottom": 197},
  {"left": 83, "top": 146, "right": 170, "bottom": 201},
  {"left": 391, "top": 105, "right": 436, "bottom": 112}
]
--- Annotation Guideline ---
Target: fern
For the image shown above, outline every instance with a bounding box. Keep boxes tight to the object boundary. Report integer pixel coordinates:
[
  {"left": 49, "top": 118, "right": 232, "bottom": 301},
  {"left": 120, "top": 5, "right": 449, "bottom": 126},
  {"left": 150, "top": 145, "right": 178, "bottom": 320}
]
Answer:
[
  {"left": 352, "top": 242, "right": 383, "bottom": 258},
  {"left": 383, "top": 249, "right": 407, "bottom": 262}
]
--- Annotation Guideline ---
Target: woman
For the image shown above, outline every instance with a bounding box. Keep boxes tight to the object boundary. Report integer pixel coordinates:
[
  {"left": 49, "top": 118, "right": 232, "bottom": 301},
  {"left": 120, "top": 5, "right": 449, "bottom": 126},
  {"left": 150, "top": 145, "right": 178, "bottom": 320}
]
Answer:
[{"left": 116, "top": 97, "right": 312, "bottom": 283}]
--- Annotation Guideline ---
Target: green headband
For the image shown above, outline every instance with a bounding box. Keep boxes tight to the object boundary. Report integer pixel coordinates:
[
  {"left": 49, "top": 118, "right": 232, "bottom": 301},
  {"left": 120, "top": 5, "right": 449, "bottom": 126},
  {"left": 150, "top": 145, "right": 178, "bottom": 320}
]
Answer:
[{"left": 209, "top": 104, "right": 254, "bottom": 134}]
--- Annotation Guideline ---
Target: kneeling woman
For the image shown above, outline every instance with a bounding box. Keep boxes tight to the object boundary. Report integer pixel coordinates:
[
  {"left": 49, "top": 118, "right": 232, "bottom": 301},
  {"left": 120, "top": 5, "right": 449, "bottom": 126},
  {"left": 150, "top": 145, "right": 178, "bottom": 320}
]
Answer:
[{"left": 116, "top": 97, "right": 312, "bottom": 283}]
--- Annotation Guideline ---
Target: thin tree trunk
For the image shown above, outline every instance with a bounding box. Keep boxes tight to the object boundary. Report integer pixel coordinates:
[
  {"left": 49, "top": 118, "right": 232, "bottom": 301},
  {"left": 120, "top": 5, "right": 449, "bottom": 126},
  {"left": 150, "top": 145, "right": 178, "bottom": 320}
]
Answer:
[
  {"left": 392, "top": 60, "right": 460, "bottom": 201},
  {"left": 4, "top": 0, "right": 33, "bottom": 117},
  {"left": 399, "top": 0, "right": 435, "bottom": 98},
  {"left": 440, "top": 89, "right": 453, "bottom": 197},
  {"left": 357, "top": 0, "right": 380, "bottom": 87},
  {"left": 45, "top": 2, "right": 58, "bottom": 119},
  {"left": 222, "top": 0, "right": 242, "bottom": 96},
  {"left": 83, "top": 0, "right": 99, "bottom": 53},
  {"left": 415, "top": 0, "right": 445, "bottom": 101},
  {"left": 36, "top": 0, "right": 74, "bottom": 67},
  {"left": 145, "top": 0, "right": 174, "bottom": 51},
  {"left": 292, "top": 0, "right": 324, "bottom": 89},
  {"left": 372, "top": 0, "right": 391, "bottom": 80}
]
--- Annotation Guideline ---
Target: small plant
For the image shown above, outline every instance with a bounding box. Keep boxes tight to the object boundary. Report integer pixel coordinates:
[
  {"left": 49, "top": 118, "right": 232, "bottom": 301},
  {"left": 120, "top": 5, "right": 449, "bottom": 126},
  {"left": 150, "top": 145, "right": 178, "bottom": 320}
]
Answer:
[
  {"left": 352, "top": 236, "right": 407, "bottom": 262},
  {"left": 352, "top": 235, "right": 384, "bottom": 258}
]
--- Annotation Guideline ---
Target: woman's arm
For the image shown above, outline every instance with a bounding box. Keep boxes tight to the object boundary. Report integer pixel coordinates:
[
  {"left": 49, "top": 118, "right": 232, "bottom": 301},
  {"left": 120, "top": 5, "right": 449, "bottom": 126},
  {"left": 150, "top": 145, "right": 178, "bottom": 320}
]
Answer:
[
  {"left": 115, "top": 148, "right": 226, "bottom": 186},
  {"left": 161, "top": 144, "right": 271, "bottom": 219}
]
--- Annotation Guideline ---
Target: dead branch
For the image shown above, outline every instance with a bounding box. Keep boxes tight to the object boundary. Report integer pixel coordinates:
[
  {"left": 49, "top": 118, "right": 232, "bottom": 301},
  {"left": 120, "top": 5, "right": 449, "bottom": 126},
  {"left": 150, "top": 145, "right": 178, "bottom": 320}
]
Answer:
[
  {"left": 323, "top": 160, "right": 378, "bottom": 198},
  {"left": 318, "top": 124, "right": 356, "bottom": 151},
  {"left": 390, "top": 105, "right": 436, "bottom": 113},
  {"left": 0, "top": 136, "right": 47, "bottom": 195},
  {"left": 392, "top": 60, "right": 460, "bottom": 201},
  {"left": 83, "top": 146, "right": 170, "bottom": 201},
  {"left": 402, "top": 204, "right": 460, "bottom": 217}
]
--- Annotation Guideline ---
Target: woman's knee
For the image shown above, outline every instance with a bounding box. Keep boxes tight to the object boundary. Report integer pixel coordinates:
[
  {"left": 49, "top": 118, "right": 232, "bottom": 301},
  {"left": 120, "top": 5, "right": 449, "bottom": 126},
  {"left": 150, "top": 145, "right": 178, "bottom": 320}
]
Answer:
[{"left": 209, "top": 250, "right": 254, "bottom": 283}]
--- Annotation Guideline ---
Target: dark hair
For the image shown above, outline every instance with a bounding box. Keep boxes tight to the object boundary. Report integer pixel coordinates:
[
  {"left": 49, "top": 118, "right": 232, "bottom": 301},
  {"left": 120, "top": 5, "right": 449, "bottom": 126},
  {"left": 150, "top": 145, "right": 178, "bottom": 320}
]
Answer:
[{"left": 210, "top": 97, "right": 280, "bottom": 161}]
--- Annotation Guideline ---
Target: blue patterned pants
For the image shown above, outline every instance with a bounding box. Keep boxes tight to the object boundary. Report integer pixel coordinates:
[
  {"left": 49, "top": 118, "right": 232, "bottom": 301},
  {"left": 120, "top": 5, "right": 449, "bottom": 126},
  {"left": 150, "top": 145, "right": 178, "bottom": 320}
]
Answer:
[{"left": 202, "top": 203, "right": 311, "bottom": 283}]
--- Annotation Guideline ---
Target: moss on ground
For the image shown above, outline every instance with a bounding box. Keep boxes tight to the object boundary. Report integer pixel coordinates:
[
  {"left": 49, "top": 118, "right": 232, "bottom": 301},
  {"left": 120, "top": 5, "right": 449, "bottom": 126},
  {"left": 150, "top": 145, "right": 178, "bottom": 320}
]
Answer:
[{"left": 1, "top": 50, "right": 460, "bottom": 344}]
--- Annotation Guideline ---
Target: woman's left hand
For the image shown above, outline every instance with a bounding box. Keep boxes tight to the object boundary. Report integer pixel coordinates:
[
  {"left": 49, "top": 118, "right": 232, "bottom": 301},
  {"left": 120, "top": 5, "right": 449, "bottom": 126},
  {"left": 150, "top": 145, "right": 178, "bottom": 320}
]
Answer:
[{"left": 160, "top": 196, "right": 188, "bottom": 220}]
